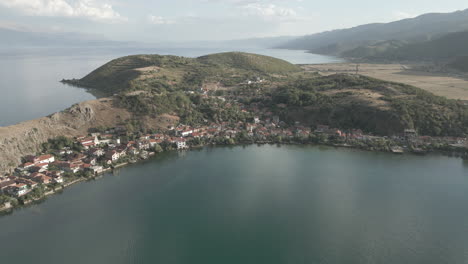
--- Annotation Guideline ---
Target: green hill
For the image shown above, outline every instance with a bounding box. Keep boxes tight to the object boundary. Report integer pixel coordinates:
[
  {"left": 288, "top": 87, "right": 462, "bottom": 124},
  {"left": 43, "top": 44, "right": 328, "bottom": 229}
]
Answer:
[
  {"left": 197, "top": 52, "right": 300, "bottom": 74},
  {"left": 63, "top": 52, "right": 300, "bottom": 95}
]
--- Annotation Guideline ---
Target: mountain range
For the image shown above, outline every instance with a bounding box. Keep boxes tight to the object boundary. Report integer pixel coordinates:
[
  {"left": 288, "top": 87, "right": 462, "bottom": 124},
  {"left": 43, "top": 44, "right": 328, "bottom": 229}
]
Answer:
[{"left": 277, "top": 8, "right": 468, "bottom": 71}]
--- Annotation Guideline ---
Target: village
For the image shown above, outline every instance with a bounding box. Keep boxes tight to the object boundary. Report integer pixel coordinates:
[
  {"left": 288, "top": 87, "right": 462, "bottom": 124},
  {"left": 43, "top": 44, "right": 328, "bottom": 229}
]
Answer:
[
  {"left": 1, "top": 105, "right": 467, "bottom": 211},
  {"left": 1, "top": 77, "right": 468, "bottom": 210}
]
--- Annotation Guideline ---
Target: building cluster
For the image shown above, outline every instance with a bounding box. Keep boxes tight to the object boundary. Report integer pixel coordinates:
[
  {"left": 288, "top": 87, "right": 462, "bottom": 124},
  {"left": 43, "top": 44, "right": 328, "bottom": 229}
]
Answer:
[{"left": 1, "top": 110, "right": 467, "bottom": 202}]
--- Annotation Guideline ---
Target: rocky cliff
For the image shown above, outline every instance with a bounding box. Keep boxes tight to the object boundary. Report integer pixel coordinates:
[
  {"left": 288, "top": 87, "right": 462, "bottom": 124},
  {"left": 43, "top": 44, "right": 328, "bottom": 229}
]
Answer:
[{"left": 0, "top": 97, "right": 177, "bottom": 174}]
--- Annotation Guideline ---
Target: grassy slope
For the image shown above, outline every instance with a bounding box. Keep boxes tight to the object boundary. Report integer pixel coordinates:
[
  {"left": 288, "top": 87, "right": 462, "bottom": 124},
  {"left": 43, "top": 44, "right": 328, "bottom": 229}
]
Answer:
[{"left": 197, "top": 52, "right": 300, "bottom": 73}]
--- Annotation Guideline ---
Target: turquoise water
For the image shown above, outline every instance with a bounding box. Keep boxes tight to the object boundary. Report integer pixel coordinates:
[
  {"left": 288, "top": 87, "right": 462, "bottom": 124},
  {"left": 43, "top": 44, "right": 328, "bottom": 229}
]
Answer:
[
  {"left": 0, "top": 145, "right": 467, "bottom": 264},
  {"left": 0, "top": 47, "right": 340, "bottom": 126}
]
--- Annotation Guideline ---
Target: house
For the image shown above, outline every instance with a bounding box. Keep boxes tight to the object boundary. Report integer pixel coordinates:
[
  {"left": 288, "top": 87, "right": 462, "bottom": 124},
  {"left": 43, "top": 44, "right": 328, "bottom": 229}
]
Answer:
[
  {"left": 98, "top": 139, "right": 111, "bottom": 145},
  {"left": 35, "top": 162, "right": 49, "bottom": 169},
  {"left": 117, "top": 149, "right": 127, "bottom": 157},
  {"left": 16, "top": 178, "right": 38, "bottom": 188},
  {"left": 44, "top": 171, "right": 64, "bottom": 183},
  {"left": 20, "top": 162, "right": 35, "bottom": 170},
  {"left": 29, "top": 164, "right": 48, "bottom": 173},
  {"left": 105, "top": 150, "right": 120, "bottom": 162},
  {"left": 83, "top": 157, "right": 97, "bottom": 166},
  {"left": 0, "top": 180, "right": 16, "bottom": 194},
  {"left": 88, "top": 148, "right": 105, "bottom": 157},
  {"left": 5, "top": 183, "right": 29, "bottom": 197},
  {"left": 80, "top": 137, "right": 99, "bottom": 149},
  {"left": 181, "top": 130, "right": 193, "bottom": 137},
  {"left": 153, "top": 134, "right": 165, "bottom": 140},
  {"left": 140, "top": 134, "right": 151, "bottom": 140},
  {"left": 137, "top": 140, "right": 150, "bottom": 150},
  {"left": 88, "top": 166, "right": 104, "bottom": 174},
  {"left": 59, "top": 149, "right": 73, "bottom": 155},
  {"left": 128, "top": 147, "right": 140, "bottom": 155},
  {"left": 404, "top": 129, "right": 418, "bottom": 140},
  {"left": 176, "top": 138, "right": 187, "bottom": 150},
  {"left": 315, "top": 125, "right": 330, "bottom": 133},
  {"left": 36, "top": 154, "right": 55, "bottom": 164},
  {"left": 149, "top": 139, "right": 163, "bottom": 147},
  {"left": 80, "top": 164, "right": 92, "bottom": 170},
  {"left": 52, "top": 175, "right": 64, "bottom": 184},
  {"left": 53, "top": 161, "right": 80, "bottom": 173},
  {"left": 32, "top": 174, "right": 53, "bottom": 184}
]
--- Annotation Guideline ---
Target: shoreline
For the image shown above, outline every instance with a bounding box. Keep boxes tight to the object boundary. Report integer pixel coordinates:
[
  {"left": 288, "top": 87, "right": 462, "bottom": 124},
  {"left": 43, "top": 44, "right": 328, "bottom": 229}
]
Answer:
[{"left": 1, "top": 141, "right": 466, "bottom": 215}]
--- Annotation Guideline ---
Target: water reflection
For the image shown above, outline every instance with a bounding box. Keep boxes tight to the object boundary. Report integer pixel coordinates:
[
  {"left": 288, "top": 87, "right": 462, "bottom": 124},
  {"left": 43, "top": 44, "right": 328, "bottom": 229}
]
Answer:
[{"left": 0, "top": 145, "right": 467, "bottom": 264}]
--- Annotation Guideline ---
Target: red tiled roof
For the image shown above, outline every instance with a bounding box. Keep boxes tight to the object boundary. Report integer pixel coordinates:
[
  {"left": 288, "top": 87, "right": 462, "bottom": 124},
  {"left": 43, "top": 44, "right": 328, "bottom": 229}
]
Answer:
[{"left": 37, "top": 154, "right": 53, "bottom": 160}]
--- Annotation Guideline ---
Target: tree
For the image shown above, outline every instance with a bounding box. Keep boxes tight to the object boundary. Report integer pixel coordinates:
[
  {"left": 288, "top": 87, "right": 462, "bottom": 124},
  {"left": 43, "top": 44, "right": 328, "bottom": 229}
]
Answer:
[{"left": 153, "top": 144, "right": 164, "bottom": 153}]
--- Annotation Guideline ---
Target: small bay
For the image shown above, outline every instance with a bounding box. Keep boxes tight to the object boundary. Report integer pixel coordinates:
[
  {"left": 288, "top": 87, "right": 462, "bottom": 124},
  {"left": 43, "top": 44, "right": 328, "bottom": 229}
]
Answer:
[{"left": 0, "top": 145, "right": 467, "bottom": 264}]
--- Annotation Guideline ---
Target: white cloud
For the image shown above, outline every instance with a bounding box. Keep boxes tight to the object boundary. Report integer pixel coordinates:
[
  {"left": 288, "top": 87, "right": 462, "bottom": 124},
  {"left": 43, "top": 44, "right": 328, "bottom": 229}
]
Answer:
[
  {"left": 147, "top": 15, "right": 175, "bottom": 25},
  {"left": 242, "top": 3, "right": 298, "bottom": 21},
  {"left": 393, "top": 11, "right": 418, "bottom": 20},
  {"left": 0, "top": 0, "right": 127, "bottom": 23}
]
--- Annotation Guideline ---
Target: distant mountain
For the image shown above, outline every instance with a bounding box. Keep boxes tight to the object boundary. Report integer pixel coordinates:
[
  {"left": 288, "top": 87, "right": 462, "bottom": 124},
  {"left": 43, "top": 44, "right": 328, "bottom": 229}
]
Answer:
[
  {"left": 277, "top": 9, "right": 468, "bottom": 56},
  {"left": 159, "top": 36, "right": 296, "bottom": 49},
  {"left": 0, "top": 27, "right": 130, "bottom": 47},
  {"left": 449, "top": 56, "right": 468, "bottom": 72},
  {"left": 341, "top": 40, "right": 409, "bottom": 59},
  {"left": 350, "top": 31, "right": 468, "bottom": 62},
  {"left": 0, "top": 26, "right": 294, "bottom": 50}
]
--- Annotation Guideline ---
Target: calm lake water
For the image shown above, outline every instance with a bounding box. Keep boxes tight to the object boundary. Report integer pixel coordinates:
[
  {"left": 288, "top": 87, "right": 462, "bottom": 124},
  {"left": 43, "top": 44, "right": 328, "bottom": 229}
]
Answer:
[
  {"left": 0, "top": 46, "right": 341, "bottom": 126},
  {"left": 0, "top": 145, "right": 467, "bottom": 264}
]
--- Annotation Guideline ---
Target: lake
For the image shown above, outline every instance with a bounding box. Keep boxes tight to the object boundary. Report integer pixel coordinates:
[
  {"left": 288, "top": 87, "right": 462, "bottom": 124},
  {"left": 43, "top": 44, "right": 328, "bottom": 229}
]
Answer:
[
  {"left": 0, "top": 46, "right": 341, "bottom": 126},
  {"left": 0, "top": 145, "right": 467, "bottom": 264}
]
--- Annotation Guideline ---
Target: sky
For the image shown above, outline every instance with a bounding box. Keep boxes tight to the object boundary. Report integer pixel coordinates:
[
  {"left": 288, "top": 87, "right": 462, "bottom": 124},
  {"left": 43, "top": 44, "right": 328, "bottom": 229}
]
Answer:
[{"left": 0, "top": 0, "right": 467, "bottom": 42}]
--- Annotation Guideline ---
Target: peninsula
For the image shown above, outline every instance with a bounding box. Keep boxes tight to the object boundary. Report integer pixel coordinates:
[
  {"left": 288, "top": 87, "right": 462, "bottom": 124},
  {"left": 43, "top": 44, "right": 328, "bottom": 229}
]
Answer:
[{"left": 1, "top": 52, "right": 467, "bottom": 211}]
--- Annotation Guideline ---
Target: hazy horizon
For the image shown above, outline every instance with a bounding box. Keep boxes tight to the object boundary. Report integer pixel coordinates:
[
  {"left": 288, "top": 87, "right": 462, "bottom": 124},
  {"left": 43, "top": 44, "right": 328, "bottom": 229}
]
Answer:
[{"left": 0, "top": 1, "right": 467, "bottom": 43}]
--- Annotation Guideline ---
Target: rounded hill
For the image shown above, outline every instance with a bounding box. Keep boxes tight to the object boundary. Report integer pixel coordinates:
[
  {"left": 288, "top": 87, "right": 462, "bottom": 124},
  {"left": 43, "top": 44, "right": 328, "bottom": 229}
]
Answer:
[
  {"left": 197, "top": 52, "right": 300, "bottom": 74},
  {"left": 63, "top": 52, "right": 301, "bottom": 95}
]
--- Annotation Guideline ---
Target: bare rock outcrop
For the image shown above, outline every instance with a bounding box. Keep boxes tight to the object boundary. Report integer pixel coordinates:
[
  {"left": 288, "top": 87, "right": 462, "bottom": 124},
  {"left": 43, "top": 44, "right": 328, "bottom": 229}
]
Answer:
[{"left": 0, "top": 98, "right": 132, "bottom": 174}]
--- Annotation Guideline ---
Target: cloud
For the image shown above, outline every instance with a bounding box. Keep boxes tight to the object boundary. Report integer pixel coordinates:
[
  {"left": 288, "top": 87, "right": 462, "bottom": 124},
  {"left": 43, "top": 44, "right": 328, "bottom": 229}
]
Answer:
[
  {"left": 393, "top": 11, "right": 418, "bottom": 20},
  {"left": 241, "top": 3, "right": 303, "bottom": 22},
  {"left": 0, "top": 0, "right": 127, "bottom": 23},
  {"left": 147, "top": 15, "right": 176, "bottom": 25}
]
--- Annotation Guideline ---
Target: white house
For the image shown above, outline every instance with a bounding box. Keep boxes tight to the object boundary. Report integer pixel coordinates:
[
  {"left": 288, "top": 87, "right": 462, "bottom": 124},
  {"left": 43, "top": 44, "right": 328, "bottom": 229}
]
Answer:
[
  {"left": 105, "top": 150, "right": 120, "bottom": 162},
  {"left": 5, "top": 184, "right": 28, "bottom": 197},
  {"left": 176, "top": 139, "right": 187, "bottom": 150},
  {"left": 36, "top": 154, "right": 55, "bottom": 164},
  {"left": 181, "top": 130, "right": 193, "bottom": 137}
]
